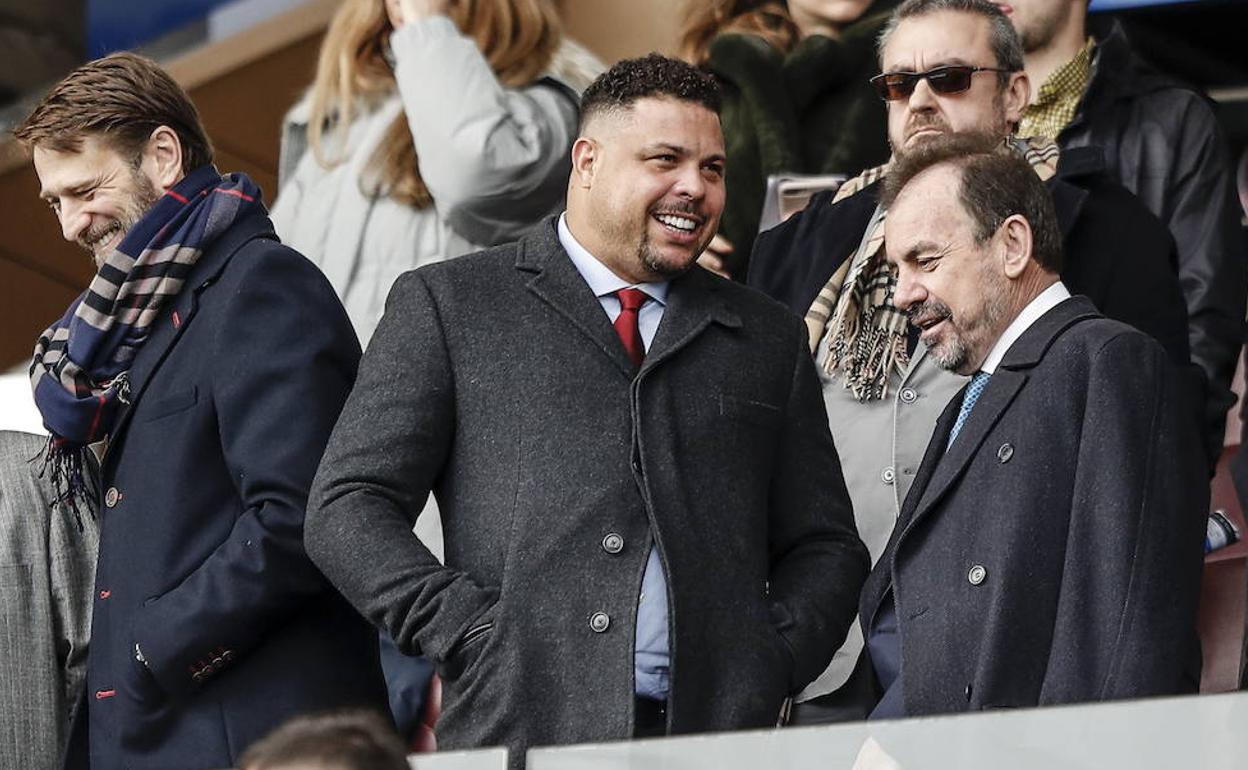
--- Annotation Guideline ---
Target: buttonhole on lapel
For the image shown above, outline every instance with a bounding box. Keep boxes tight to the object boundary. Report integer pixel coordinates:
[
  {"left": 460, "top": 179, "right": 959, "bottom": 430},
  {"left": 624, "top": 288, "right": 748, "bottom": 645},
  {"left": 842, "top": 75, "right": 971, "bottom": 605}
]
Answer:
[
  {"left": 907, "top": 606, "right": 929, "bottom": 620},
  {"left": 172, "top": 311, "right": 181, "bottom": 328}
]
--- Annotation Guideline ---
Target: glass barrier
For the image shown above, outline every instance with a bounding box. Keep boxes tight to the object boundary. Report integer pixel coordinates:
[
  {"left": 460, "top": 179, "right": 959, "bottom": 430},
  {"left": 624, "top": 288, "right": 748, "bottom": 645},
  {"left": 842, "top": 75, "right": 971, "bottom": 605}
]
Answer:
[
  {"left": 528, "top": 692, "right": 1248, "bottom": 770},
  {"left": 409, "top": 747, "right": 508, "bottom": 770}
]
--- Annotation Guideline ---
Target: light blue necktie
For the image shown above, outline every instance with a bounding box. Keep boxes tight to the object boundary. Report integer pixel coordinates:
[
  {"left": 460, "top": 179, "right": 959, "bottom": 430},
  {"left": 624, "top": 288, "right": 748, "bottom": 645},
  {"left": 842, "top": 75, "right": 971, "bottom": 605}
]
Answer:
[{"left": 947, "top": 371, "right": 991, "bottom": 448}]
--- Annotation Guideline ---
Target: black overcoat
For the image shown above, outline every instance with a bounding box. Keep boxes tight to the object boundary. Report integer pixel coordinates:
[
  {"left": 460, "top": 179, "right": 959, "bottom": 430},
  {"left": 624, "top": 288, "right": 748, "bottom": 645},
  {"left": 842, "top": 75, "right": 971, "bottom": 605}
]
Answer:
[
  {"left": 306, "top": 219, "right": 870, "bottom": 763},
  {"left": 69, "top": 212, "right": 388, "bottom": 769},
  {"left": 860, "top": 297, "right": 1207, "bottom": 714}
]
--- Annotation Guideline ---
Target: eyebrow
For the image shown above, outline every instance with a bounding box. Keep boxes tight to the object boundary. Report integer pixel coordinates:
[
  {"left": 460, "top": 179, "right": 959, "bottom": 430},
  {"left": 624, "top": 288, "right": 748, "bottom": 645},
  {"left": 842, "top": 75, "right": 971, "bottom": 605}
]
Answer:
[
  {"left": 883, "top": 56, "right": 977, "bottom": 73},
  {"left": 900, "top": 240, "right": 952, "bottom": 262},
  {"left": 641, "top": 142, "right": 727, "bottom": 165},
  {"left": 39, "top": 174, "right": 104, "bottom": 202}
]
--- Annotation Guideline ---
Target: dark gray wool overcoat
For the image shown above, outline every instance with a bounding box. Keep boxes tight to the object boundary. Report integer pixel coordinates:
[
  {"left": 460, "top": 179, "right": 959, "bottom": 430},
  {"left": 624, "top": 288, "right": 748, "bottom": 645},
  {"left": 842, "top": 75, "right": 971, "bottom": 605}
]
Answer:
[
  {"left": 306, "top": 218, "right": 869, "bottom": 760},
  {"left": 860, "top": 296, "right": 1208, "bottom": 716}
]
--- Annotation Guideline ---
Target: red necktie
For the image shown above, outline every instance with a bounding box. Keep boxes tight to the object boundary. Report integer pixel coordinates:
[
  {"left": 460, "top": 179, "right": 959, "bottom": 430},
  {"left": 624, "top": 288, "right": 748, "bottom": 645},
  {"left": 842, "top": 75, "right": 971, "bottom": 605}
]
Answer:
[{"left": 613, "top": 288, "right": 648, "bottom": 369}]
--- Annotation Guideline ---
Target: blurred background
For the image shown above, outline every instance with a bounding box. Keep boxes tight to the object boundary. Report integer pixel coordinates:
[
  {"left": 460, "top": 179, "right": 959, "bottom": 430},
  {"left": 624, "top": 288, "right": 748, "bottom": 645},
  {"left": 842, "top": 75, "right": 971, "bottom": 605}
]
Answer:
[{"left": 0, "top": 0, "right": 1244, "bottom": 425}]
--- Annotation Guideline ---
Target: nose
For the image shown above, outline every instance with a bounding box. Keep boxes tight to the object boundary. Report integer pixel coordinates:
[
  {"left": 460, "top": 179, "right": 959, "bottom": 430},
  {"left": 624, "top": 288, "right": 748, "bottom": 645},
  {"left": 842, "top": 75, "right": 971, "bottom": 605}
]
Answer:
[
  {"left": 891, "top": 266, "right": 926, "bottom": 312},
  {"left": 58, "top": 200, "right": 88, "bottom": 243},
  {"left": 673, "top": 162, "right": 706, "bottom": 200},
  {"left": 906, "top": 76, "right": 939, "bottom": 111}
]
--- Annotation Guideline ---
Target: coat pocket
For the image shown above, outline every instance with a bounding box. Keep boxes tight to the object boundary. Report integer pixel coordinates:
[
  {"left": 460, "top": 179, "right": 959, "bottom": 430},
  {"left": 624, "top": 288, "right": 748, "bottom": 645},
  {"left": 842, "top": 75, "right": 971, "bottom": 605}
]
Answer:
[
  {"left": 443, "top": 611, "right": 497, "bottom": 685},
  {"left": 138, "top": 387, "right": 199, "bottom": 422},
  {"left": 719, "top": 394, "right": 781, "bottom": 427}
]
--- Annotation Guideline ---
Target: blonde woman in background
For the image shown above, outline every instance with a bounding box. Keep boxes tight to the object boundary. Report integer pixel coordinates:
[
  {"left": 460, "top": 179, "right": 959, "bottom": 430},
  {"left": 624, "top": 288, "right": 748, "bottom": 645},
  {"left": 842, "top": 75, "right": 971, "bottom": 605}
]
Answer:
[
  {"left": 272, "top": 0, "right": 601, "bottom": 346},
  {"left": 272, "top": 0, "right": 601, "bottom": 749}
]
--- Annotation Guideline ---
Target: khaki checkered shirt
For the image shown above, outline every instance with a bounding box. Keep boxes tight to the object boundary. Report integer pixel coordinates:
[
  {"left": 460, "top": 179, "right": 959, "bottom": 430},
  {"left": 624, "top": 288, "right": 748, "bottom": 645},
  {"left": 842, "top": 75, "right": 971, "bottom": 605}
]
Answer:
[{"left": 1020, "top": 38, "right": 1096, "bottom": 142}]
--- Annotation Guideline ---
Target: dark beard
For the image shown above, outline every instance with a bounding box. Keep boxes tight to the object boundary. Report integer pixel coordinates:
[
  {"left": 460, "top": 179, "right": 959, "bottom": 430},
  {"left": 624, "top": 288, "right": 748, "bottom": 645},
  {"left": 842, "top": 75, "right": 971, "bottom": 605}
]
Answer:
[
  {"left": 78, "top": 167, "right": 162, "bottom": 263},
  {"left": 637, "top": 199, "right": 708, "bottom": 278}
]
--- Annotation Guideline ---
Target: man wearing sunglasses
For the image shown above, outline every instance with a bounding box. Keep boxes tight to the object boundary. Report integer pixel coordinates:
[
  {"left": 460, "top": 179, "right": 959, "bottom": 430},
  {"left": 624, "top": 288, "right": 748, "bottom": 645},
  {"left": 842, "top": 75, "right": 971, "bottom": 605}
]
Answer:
[
  {"left": 747, "top": 0, "right": 1193, "bottom": 725},
  {"left": 1005, "top": 0, "right": 1244, "bottom": 481}
]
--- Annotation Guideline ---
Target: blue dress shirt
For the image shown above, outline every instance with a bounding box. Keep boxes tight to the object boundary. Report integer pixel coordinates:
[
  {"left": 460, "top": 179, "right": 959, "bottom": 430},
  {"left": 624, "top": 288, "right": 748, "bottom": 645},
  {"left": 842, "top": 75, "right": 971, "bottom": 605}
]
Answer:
[{"left": 557, "top": 214, "right": 671, "bottom": 700}]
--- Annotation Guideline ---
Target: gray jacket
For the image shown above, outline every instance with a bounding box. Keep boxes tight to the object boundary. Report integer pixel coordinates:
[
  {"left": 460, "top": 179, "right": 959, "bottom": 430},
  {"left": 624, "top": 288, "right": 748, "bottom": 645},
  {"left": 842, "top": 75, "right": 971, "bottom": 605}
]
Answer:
[
  {"left": 271, "top": 16, "right": 584, "bottom": 346},
  {"left": 799, "top": 344, "right": 963, "bottom": 701},
  {"left": 305, "top": 221, "right": 869, "bottom": 762},
  {"left": 0, "top": 431, "right": 97, "bottom": 770}
]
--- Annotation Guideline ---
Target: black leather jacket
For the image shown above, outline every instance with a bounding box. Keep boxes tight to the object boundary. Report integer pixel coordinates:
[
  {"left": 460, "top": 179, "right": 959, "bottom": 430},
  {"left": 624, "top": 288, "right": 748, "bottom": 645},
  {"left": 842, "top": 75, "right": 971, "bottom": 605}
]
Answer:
[{"left": 1060, "top": 21, "right": 1245, "bottom": 465}]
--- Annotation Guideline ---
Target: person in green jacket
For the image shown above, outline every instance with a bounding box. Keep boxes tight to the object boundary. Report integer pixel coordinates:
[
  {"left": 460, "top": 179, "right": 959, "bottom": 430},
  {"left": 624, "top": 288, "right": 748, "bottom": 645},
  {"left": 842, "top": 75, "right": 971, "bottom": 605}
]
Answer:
[{"left": 679, "top": 0, "right": 900, "bottom": 279}]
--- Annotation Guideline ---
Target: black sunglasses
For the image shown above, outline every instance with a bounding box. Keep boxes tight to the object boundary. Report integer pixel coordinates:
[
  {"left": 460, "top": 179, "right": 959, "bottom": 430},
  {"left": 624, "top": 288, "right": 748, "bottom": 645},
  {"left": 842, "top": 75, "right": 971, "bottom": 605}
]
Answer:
[{"left": 870, "top": 65, "right": 1013, "bottom": 101}]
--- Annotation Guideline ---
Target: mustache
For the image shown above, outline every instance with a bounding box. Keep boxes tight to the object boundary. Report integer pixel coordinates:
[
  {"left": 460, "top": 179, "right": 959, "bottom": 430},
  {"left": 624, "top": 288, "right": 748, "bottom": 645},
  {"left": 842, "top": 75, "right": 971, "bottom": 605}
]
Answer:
[
  {"left": 906, "top": 113, "right": 950, "bottom": 138},
  {"left": 649, "top": 198, "right": 707, "bottom": 220},
  {"left": 76, "top": 221, "right": 123, "bottom": 254},
  {"left": 907, "top": 299, "right": 953, "bottom": 327}
]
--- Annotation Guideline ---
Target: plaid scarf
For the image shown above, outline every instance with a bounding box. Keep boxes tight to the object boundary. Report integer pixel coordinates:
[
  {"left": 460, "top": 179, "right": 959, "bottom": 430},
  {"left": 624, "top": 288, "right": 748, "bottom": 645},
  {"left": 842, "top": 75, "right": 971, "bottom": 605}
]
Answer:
[
  {"left": 805, "top": 136, "right": 1060, "bottom": 401},
  {"left": 30, "top": 165, "right": 264, "bottom": 516}
]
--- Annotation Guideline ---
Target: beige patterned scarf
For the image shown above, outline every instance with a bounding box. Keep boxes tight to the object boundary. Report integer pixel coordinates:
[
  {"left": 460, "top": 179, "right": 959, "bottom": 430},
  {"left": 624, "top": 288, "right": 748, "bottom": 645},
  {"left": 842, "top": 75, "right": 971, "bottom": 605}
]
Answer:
[{"left": 805, "top": 136, "right": 1060, "bottom": 401}]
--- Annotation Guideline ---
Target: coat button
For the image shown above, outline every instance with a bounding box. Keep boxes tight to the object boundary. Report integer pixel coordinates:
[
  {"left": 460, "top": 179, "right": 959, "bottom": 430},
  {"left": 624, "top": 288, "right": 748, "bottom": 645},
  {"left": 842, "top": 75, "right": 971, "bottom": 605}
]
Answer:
[
  {"left": 589, "top": 612, "right": 610, "bottom": 633},
  {"left": 602, "top": 533, "right": 624, "bottom": 554},
  {"left": 997, "top": 443, "right": 1014, "bottom": 463},
  {"left": 968, "top": 565, "right": 987, "bottom": 585},
  {"left": 104, "top": 487, "right": 120, "bottom": 507},
  {"left": 880, "top": 466, "right": 895, "bottom": 485},
  {"left": 899, "top": 387, "right": 918, "bottom": 404}
]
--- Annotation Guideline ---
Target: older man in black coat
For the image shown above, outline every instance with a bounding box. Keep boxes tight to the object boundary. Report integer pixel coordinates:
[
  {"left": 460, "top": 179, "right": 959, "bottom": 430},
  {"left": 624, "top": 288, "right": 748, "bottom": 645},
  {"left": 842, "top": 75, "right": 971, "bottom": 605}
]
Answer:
[
  {"left": 306, "top": 55, "right": 868, "bottom": 763},
  {"left": 859, "top": 135, "right": 1206, "bottom": 719}
]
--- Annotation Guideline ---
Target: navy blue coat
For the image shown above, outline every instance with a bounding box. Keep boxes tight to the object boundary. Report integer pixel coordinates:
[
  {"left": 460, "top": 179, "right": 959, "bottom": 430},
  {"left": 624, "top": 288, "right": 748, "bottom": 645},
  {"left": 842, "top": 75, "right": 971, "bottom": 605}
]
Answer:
[
  {"left": 860, "top": 297, "right": 1207, "bottom": 713},
  {"left": 67, "top": 212, "right": 387, "bottom": 769}
]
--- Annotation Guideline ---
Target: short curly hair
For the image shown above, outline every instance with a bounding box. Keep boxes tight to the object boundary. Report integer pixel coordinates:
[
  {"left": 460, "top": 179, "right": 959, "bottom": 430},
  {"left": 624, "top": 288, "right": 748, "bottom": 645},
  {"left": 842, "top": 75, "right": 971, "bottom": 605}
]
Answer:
[{"left": 580, "top": 53, "right": 721, "bottom": 129}]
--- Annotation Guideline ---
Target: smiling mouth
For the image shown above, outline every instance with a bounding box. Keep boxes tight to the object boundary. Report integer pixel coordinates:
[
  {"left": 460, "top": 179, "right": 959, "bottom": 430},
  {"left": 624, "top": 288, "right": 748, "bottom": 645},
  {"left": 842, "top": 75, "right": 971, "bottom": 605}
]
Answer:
[
  {"left": 78, "top": 223, "right": 123, "bottom": 256},
  {"left": 653, "top": 212, "right": 702, "bottom": 233}
]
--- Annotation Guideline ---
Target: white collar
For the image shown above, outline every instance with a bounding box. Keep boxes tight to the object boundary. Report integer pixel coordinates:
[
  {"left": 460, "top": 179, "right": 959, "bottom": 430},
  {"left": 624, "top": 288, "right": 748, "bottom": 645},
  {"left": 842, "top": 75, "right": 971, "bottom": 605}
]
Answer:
[
  {"left": 978, "top": 281, "right": 1071, "bottom": 374},
  {"left": 557, "top": 213, "right": 668, "bottom": 304}
]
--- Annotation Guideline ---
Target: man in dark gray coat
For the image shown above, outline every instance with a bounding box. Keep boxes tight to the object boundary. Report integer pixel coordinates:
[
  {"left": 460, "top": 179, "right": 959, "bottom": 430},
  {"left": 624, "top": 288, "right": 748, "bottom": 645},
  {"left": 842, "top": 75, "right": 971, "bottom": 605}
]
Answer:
[
  {"left": 306, "top": 54, "right": 868, "bottom": 761},
  {"left": 0, "top": 430, "right": 97, "bottom": 769},
  {"left": 860, "top": 134, "right": 1206, "bottom": 719}
]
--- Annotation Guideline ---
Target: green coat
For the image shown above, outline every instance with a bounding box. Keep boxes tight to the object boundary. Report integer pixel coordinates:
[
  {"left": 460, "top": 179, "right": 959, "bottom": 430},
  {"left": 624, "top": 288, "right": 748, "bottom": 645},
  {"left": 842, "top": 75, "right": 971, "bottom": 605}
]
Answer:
[{"left": 705, "top": 3, "right": 897, "bottom": 278}]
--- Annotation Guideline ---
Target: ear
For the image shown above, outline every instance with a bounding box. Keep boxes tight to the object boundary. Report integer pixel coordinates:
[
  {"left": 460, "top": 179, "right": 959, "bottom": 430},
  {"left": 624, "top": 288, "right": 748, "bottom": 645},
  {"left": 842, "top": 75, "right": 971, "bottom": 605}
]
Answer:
[
  {"left": 141, "top": 125, "right": 185, "bottom": 191},
  {"left": 570, "top": 137, "right": 598, "bottom": 189},
  {"left": 998, "top": 214, "right": 1033, "bottom": 279},
  {"left": 1001, "top": 71, "right": 1031, "bottom": 128}
]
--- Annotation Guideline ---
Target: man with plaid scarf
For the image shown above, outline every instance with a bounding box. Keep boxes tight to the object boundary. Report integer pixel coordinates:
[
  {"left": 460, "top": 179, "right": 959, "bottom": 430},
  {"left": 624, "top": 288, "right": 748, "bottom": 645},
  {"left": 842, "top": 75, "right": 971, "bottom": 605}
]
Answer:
[
  {"left": 748, "top": 0, "right": 1193, "bottom": 724},
  {"left": 15, "top": 53, "right": 387, "bottom": 768}
]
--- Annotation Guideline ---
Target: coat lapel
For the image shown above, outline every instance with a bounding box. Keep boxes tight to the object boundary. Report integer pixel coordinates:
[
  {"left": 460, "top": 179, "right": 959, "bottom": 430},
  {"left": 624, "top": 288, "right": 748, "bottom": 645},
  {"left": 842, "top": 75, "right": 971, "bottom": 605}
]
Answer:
[
  {"left": 643, "top": 267, "right": 741, "bottom": 373},
  {"left": 900, "top": 368, "right": 1028, "bottom": 538},
  {"left": 106, "top": 215, "right": 276, "bottom": 458},
  {"left": 520, "top": 222, "right": 743, "bottom": 378},
  {"left": 896, "top": 295, "right": 1101, "bottom": 548},
  {"left": 863, "top": 295, "right": 1102, "bottom": 626},
  {"left": 520, "top": 222, "right": 639, "bottom": 378},
  {"left": 1047, "top": 175, "right": 1089, "bottom": 243}
]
